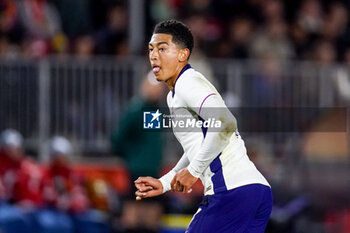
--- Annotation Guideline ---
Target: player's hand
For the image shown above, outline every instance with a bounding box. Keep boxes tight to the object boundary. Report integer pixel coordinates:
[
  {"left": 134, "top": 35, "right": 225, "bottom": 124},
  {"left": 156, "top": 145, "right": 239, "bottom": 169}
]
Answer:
[
  {"left": 171, "top": 168, "right": 198, "bottom": 194},
  {"left": 134, "top": 177, "right": 163, "bottom": 201}
]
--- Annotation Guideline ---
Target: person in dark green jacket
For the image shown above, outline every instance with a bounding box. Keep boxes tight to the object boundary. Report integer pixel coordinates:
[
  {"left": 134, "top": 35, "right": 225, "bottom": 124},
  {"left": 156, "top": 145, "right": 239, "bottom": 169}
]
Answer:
[{"left": 111, "top": 71, "right": 167, "bottom": 181}]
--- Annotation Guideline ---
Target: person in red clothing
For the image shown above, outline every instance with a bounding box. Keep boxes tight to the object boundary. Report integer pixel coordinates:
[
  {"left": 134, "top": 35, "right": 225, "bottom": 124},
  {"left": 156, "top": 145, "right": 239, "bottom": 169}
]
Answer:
[
  {"left": 0, "top": 129, "right": 42, "bottom": 233},
  {"left": 0, "top": 129, "right": 24, "bottom": 201},
  {"left": 40, "top": 136, "right": 110, "bottom": 233},
  {"left": 41, "top": 136, "right": 89, "bottom": 213},
  {"left": 0, "top": 129, "right": 43, "bottom": 207}
]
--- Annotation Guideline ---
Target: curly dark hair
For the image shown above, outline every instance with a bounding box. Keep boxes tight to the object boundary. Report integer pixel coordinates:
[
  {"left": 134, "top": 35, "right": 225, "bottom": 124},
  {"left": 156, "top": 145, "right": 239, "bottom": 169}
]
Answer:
[{"left": 153, "top": 19, "right": 194, "bottom": 55}]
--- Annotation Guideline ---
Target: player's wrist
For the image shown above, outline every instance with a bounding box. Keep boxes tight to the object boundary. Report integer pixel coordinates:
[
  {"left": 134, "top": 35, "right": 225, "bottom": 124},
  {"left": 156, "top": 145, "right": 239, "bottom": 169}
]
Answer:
[
  {"left": 158, "top": 178, "right": 168, "bottom": 193},
  {"left": 159, "top": 170, "right": 176, "bottom": 193},
  {"left": 187, "top": 165, "right": 201, "bottom": 178}
]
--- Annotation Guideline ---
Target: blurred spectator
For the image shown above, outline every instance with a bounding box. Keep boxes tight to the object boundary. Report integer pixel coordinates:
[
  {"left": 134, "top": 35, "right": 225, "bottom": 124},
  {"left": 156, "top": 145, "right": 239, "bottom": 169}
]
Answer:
[
  {"left": 184, "top": 15, "right": 207, "bottom": 49},
  {"left": 227, "top": 15, "right": 254, "bottom": 59},
  {"left": 0, "top": 0, "right": 23, "bottom": 43},
  {"left": 0, "top": 129, "right": 43, "bottom": 207},
  {"left": 52, "top": 0, "right": 92, "bottom": 37},
  {"left": 297, "top": 0, "right": 323, "bottom": 35},
  {"left": 185, "top": 14, "right": 222, "bottom": 56},
  {"left": 0, "top": 129, "right": 23, "bottom": 201},
  {"left": 310, "top": 40, "right": 336, "bottom": 65},
  {"left": 16, "top": 0, "right": 62, "bottom": 39},
  {"left": 262, "top": 0, "right": 284, "bottom": 23},
  {"left": 177, "top": 0, "right": 213, "bottom": 18},
  {"left": 111, "top": 71, "right": 167, "bottom": 181},
  {"left": 246, "top": 53, "right": 287, "bottom": 107},
  {"left": 19, "top": 37, "right": 49, "bottom": 58},
  {"left": 41, "top": 136, "right": 111, "bottom": 233},
  {"left": 289, "top": 21, "right": 310, "bottom": 59},
  {"left": 322, "top": 2, "right": 348, "bottom": 41},
  {"left": 0, "top": 129, "right": 35, "bottom": 233},
  {"left": 41, "top": 136, "right": 89, "bottom": 213},
  {"left": 322, "top": 2, "right": 350, "bottom": 60},
  {"left": 250, "top": 19, "right": 295, "bottom": 60},
  {"left": 51, "top": 33, "right": 69, "bottom": 56},
  {"left": 114, "top": 38, "right": 129, "bottom": 56},
  {"left": 0, "top": 35, "right": 10, "bottom": 57},
  {"left": 212, "top": 38, "right": 232, "bottom": 58},
  {"left": 73, "top": 35, "right": 95, "bottom": 60},
  {"left": 96, "top": 4, "right": 128, "bottom": 55},
  {"left": 150, "top": 0, "right": 175, "bottom": 22}
]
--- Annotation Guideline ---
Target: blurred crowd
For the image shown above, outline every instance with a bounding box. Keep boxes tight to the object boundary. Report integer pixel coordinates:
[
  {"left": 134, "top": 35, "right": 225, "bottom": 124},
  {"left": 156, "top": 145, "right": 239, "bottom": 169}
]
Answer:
[
  {"left": 0, "top": 0, "right": 128, "bottom": 59},
  {"left": 175, "top": 0, "right": 350, "bottom": 64},
  {"left": 0, "top": 129, "right": 119, "bottom": 233},
  {"left": 0, "top": 0, "right": 350, "bottom": 65}
]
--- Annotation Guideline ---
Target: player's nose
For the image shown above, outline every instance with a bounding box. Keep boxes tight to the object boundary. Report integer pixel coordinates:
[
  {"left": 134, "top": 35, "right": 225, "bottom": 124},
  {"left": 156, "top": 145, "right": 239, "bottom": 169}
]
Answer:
[{"left": 149, "top": 50, "right": 159, "bottom": 61}]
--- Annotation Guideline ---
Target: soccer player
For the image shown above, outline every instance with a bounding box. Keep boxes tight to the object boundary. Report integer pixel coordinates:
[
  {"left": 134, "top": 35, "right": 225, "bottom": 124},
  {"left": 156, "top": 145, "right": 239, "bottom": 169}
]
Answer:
[{"left": 134, "top": 20, "right": 272, "bottom": 233}]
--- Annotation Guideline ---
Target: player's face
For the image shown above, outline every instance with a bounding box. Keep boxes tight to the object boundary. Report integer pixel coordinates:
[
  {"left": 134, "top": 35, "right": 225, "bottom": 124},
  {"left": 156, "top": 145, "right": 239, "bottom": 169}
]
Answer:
[{"left": 148, "top": 34, "right": 184, "bottom": 85}]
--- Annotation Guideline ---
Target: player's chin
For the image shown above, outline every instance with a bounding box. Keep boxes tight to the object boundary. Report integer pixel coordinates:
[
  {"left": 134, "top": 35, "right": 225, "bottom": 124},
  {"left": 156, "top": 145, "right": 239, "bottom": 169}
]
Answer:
[{"left": 155, "top": 74, "right": 166, "bottom": 82}]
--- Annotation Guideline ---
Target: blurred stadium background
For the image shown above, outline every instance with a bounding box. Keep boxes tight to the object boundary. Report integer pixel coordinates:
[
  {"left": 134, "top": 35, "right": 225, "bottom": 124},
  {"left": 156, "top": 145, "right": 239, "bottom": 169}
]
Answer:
[{"left": 0, "top": 0, "right": 350, "bottom": 233}]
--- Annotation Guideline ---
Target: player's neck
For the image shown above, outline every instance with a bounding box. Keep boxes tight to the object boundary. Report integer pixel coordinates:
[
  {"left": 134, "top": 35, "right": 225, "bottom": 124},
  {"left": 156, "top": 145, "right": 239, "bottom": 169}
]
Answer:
[{"left": 166, "top": 62, "right": 188, "bottom": 91}]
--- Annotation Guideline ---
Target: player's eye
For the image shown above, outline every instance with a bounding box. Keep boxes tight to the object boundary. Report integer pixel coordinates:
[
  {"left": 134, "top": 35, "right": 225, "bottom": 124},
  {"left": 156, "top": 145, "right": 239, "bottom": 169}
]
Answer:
[
  {"left": 149, "top": 48, "right": 153, "bottom": 52},
  {"left": 159, "top": 48, "right": 165, "bottom": 52}
]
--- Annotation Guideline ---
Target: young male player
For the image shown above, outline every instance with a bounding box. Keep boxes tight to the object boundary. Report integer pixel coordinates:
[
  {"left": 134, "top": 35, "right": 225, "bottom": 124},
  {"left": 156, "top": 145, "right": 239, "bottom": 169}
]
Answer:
[{"left": 134, "top": 20, "right": 272, "bottom": 233}]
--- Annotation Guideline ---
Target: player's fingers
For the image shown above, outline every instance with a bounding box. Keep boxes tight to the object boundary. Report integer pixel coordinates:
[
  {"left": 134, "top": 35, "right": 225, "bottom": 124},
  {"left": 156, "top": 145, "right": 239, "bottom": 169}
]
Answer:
[
  {"left": 135, "top": 177, "right": 151, "bottom": 184},
  {"left": 182, "top": 183, "right": 193, "bottom": 193},
  {"left": 183, "top": 186, "right": 193, "bottom": 194},
  {"left": 135, "top": 182, "right": 146, "bottom": 190},
  {"left": 135, "top": 182, "right": 153, "bottom": 192},
  {"left": 170, "top": 176, "right": 177, "bottom": 192},
  {"left": 139, "top": 185, "right": 153, "bottom": 192},
  {"left": 183, "top": 185, "right": 189, "bottom": 193},
  {"left": 144, "top": 189, "right": 161, "bottom": 198},
  {"left": 135, "top": 182, "right": 143, "bottom": 190},
  {"left": 135, "top": 189, "right": 159, "bottom": 199},
  {"left": 172, "top": 180, "right": 178, "bottom": 191},
  {"left": 134, "top": 177, "right": 156, "bottom": 186},
  {"left": 135, "top": 183, "right": 148, "bottom": 191},
  {"left": 135, "top": 190, "right": 147, "bottom": 199},
  {"left": 175, "top": 181, "right": 184, "bottom": 192}
]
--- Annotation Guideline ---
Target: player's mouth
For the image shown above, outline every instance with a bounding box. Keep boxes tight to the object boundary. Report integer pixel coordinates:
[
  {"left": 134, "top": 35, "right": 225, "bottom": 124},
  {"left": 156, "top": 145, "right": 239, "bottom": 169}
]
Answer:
[{"left": 152, "top": 65, "right": 161, "bottom": 75}]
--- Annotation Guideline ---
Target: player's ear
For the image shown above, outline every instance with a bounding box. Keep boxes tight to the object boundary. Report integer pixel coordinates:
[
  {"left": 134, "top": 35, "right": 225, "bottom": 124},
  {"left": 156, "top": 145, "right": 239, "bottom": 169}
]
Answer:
[{"left": 178, "top": 48, "right": 190, "bottom": 62}]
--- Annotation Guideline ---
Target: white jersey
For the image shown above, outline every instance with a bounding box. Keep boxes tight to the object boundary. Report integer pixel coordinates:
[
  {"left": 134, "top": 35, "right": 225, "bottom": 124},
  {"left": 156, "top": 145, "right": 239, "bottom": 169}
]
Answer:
[{"left": 159, "top": 65, "right": 270, "bottom": 196}]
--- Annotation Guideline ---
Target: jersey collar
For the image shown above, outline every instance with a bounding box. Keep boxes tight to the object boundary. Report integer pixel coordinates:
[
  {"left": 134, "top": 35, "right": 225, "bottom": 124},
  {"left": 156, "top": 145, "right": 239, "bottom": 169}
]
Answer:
[{"left": 172, "top": 64, "right": 192, "bottom": 97}]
